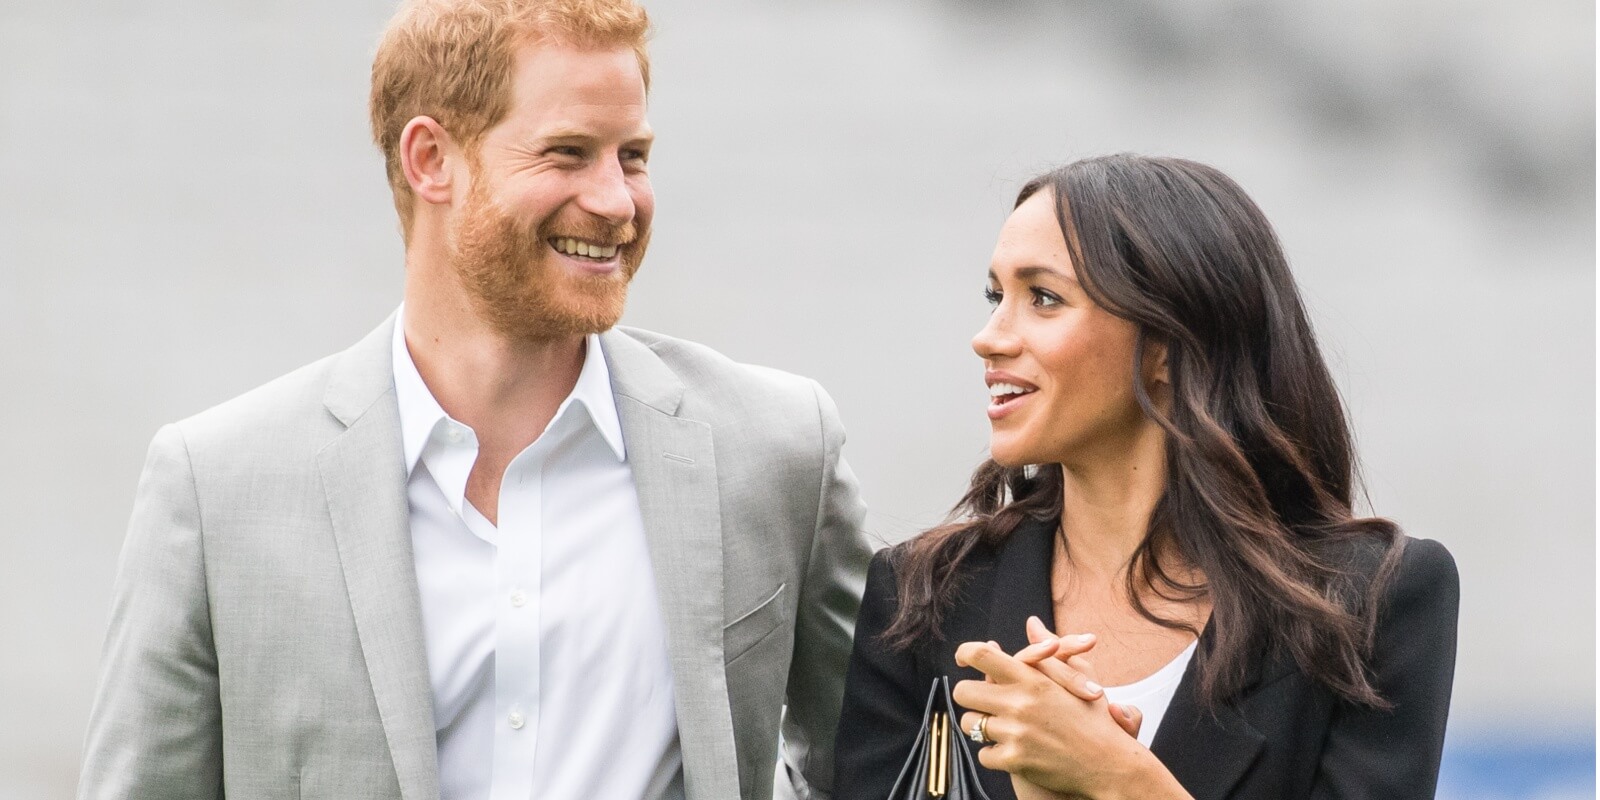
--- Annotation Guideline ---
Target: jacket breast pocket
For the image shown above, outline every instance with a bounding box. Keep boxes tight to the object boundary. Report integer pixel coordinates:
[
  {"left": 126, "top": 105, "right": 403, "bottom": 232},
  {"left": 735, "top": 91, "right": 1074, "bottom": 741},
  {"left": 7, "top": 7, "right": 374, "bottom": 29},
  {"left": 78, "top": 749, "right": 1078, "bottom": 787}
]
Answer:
[{"left": 723, "top": 583, "right": 788, "bottom": 665}]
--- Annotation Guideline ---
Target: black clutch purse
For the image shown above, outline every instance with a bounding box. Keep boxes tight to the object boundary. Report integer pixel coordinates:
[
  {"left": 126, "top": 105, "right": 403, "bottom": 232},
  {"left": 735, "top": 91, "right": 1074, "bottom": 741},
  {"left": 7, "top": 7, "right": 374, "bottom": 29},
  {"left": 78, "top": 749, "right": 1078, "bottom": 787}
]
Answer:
[{"left": 885, "top": 676, "right": 993, "bottom": 799}]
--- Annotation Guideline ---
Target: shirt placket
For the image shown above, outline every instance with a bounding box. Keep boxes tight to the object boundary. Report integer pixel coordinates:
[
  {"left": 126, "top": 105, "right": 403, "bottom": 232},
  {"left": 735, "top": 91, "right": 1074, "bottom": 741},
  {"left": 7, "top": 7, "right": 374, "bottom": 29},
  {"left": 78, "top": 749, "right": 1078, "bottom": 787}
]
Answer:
[{"left": 488, "top": 434, "right": 551, "bottom": 800}]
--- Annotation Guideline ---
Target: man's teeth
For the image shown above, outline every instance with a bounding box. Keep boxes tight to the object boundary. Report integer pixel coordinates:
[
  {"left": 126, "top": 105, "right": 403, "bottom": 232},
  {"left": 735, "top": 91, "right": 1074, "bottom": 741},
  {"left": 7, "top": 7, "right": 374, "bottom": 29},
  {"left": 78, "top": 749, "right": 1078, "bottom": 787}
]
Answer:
[
  {"left": 989, "top": 382, "right": 1035, "bottom": 398},
  {"left": 552, "top": 238, "right": 620, "bottom": 259}
]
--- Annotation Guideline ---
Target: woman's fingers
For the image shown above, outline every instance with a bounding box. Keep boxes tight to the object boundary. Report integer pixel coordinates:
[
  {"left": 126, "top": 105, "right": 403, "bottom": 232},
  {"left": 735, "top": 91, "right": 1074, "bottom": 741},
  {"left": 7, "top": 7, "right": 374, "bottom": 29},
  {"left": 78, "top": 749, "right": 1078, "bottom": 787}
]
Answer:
[
  {"left": 1025, "top": 615, "right": 1099, "bottom": 659},
  {"left": 1025, "top": 615, "right": 1054, "bottom": 644},
  {"left": 1014, "top": 637, "right": 1061, "bottom": 665},
  {"left": 1063, "top": 653, "right": 1100, "bottom": 684},
  {"left": 954, "top": 641, "right": 1034, "bottom": 685},
  {"left": 1109, "top": 703, "right": 1142, "bottom": 739},
  {"left": 951, "top": 676, "right": 1011, "bottom": 714},
  {"left": 1031, "top": 651, "right": 1104, "bottom": 701},
  {"left": 1054, "top": 633, "right": 1097, "bottom": 659},
  {"left": 1016, "top": 634, "right": 1099, "bottom": 668}
]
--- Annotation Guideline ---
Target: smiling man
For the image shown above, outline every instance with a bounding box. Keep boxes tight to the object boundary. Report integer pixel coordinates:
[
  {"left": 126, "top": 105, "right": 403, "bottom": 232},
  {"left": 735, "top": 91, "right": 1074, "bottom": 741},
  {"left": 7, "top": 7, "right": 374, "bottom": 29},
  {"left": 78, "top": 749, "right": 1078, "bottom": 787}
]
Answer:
[{"left": 77, "top": 2, "right": 870, "bottom": 799}]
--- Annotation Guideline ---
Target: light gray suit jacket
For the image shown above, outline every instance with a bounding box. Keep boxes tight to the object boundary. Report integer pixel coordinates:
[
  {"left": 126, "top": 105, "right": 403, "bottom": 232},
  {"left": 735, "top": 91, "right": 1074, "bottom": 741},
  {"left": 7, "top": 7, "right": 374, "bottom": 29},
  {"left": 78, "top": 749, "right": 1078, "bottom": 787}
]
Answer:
[{"left": 79, "top": 316, "right": 872, "bottom": 800}]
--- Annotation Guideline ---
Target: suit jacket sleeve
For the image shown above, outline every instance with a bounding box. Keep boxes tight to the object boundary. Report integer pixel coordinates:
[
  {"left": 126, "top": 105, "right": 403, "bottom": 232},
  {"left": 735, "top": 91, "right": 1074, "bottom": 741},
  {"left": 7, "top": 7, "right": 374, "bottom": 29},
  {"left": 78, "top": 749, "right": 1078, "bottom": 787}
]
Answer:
[
  {"left": 777, "top": 380, "right": 873, "bottom": 800},
  {"left": 831, "top": 549, "right": 928, "bottom": 800},
  {"left": 1310, "top": 537, "right": 1460, "bottom": 799},
  {"left": 79, "top": 424, "right": 224, "bottom": 800}
]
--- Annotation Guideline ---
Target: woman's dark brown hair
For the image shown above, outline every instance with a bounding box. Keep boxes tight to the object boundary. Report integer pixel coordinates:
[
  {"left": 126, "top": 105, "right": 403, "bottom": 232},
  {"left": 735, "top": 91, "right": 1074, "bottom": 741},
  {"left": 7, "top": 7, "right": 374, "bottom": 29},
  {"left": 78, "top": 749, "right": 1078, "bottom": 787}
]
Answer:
[{"left": 883, "top": 154, "right": 1404, "bottom": 709}]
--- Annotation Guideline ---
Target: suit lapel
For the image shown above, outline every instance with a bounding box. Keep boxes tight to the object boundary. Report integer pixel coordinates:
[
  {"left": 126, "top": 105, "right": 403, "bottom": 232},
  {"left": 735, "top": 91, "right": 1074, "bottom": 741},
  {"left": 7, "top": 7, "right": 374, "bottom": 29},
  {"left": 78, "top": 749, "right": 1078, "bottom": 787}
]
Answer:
[
  {"left": 318, "top": 316, "right": 439, "bottom": 800},
  {"left": 602, "top": 329, "right": 740, "bottom": 800}
]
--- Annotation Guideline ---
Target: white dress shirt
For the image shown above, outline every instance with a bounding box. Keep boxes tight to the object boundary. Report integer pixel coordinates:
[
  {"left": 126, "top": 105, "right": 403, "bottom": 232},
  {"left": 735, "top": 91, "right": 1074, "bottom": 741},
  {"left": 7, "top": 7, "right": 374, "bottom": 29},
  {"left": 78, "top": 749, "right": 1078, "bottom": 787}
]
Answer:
[{"left": 392, "top": 310, "right": 683, "bottom": 800}]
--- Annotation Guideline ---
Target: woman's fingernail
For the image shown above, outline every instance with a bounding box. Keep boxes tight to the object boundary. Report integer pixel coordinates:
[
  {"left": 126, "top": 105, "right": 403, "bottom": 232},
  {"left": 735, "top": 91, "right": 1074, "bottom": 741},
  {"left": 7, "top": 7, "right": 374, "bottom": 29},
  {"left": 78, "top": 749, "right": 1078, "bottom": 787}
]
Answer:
[
  {"left": 1074, "top": 633, "right": 1096, "bottom": 645},
  {"left": 1085, "top": 680, "right": 1103, "bottom": 694},
  {"left": 1121, "top": 705, "right": 1137, "bottom": 719}
]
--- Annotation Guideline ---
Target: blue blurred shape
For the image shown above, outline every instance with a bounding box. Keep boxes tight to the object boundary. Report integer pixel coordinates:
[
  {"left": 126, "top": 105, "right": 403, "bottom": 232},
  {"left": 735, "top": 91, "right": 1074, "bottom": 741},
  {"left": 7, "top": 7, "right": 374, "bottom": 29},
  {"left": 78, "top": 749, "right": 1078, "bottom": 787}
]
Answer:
[{"left": 1436, "top": 733, "right": 1595, "bottom": 800}]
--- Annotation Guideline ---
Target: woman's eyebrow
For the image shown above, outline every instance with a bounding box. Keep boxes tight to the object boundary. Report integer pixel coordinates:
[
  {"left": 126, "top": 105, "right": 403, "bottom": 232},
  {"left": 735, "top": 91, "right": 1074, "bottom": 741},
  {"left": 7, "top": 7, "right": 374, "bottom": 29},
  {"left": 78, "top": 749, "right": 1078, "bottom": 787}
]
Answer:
[{"left": 1015, "top": 265, "right": 1080, "bottom": 286}]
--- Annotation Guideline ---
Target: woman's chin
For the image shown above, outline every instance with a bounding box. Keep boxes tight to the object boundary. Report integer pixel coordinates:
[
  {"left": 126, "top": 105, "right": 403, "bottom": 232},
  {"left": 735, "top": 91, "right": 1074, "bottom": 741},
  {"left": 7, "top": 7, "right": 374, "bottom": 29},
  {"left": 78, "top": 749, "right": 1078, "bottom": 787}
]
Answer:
[{"left": 987, "top": 446, "right": 1034, "bottom": 469}]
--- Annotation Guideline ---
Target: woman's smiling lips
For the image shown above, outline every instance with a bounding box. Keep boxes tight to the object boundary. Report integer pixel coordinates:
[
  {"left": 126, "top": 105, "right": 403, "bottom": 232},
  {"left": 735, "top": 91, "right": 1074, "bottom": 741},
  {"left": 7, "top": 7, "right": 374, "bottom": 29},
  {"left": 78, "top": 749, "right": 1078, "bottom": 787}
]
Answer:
[{"left": 985, "top": 370, "right": 1039, "bottom": 421}]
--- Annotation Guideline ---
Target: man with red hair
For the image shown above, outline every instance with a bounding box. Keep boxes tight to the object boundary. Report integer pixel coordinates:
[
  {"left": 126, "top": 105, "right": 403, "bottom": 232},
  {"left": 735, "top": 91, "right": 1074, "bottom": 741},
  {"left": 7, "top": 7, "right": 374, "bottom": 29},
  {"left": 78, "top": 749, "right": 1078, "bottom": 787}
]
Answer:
[{"left": 79, "top": 2, "right": 870, "bottom": 798}]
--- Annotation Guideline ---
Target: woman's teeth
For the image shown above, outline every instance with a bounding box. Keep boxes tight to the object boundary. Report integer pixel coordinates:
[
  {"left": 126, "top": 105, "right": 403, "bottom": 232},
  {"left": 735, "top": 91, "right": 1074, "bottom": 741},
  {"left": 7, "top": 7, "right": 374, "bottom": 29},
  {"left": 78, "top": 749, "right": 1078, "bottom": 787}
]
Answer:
[
  {"left": 551, "top": 237, "right": 620, "bottom": 260},
  {"left": 989, "top": 382, "right": 1035, "bottom": 402}
]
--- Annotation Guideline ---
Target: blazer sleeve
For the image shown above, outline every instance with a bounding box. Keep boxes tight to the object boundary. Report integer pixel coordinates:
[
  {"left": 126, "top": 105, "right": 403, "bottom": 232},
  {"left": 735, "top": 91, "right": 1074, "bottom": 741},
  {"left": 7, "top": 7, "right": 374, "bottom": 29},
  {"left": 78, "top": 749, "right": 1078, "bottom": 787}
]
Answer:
[
  {"left": 1310, "top": 537, "right": 1460, "bottom": 799},
  {"left": 832, "top": 548, "right": 929, "bottom": 800},
  {"left": 79, "top": 424, "right": 224, "bottom": 800},
  {"left": 777, "top": 380, "right": 873, "bottom": 800}
]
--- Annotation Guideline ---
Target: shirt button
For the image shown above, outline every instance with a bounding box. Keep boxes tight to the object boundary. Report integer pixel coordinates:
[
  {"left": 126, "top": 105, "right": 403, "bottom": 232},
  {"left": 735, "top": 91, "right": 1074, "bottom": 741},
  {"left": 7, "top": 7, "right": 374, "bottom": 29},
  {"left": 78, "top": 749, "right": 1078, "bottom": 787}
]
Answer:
[
  {"left": 510, "top": 590, "right": 527, "bottom": 608},
  {"left": 446, "top": 427, "right": 463, "bottom": 443},
  {"left": 508, "top": 711, "right": 525, "bottom": 730}
]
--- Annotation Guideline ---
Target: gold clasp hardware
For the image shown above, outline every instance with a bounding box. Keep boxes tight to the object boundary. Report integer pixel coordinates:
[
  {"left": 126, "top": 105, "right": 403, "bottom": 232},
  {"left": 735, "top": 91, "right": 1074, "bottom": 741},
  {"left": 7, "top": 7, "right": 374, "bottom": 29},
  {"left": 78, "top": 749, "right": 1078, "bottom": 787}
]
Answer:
[{"left": 927, "top": 711, "right": 950, "bottom": 797}]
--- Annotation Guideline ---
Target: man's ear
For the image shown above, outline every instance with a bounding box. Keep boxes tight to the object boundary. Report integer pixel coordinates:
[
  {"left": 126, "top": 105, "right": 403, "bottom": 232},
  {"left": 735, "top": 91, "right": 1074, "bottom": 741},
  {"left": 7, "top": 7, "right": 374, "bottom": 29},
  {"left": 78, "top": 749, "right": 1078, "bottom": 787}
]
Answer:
[{"left": 399, "top": 116, "right": 459, "bottom": 208}]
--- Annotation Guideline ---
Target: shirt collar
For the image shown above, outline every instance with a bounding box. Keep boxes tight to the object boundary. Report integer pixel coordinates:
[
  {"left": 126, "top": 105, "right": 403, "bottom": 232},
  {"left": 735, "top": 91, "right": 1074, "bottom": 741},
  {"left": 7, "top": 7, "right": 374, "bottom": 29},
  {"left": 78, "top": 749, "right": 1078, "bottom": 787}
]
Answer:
[
  {"left": 567, "top": 330, "right": 628, "bottom": 462},
  {"left": 391, "top": 305, "right": 627, "bottom": 478},
  {"left": 392, "top": 307, "right": 451, "bottom": 477}
]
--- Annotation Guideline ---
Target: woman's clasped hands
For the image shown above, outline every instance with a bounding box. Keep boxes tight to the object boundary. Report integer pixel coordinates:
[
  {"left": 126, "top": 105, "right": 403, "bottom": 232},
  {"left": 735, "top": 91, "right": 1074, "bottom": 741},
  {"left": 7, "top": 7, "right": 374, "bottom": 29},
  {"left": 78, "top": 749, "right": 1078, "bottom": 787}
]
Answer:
[{"left": 953, "top": 616, "right": 1187, "bottom": 800}]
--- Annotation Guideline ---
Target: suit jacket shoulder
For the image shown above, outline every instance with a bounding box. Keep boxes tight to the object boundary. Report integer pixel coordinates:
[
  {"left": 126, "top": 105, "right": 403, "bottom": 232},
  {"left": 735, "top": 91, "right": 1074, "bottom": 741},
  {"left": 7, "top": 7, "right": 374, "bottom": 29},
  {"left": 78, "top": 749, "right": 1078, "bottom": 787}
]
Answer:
[
  {"left": 171, "top": 352, "right": 344, "bottom": 462},
  {"left": 159, "top": 319, "right": 396, "bottom": 529},
  {"left": 613, "top": 326, "right": 825, "bottom": 418},
  {"left": 610, "top": 325, "right": 838, "bottom": 484}
]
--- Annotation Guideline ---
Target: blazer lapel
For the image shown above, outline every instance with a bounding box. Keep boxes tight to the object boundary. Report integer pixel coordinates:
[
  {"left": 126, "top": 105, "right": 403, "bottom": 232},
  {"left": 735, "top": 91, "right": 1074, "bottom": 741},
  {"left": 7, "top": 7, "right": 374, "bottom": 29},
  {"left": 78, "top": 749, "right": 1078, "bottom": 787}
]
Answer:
[
  {"left": 602, "top": 329, "right": 739, "bottom": 800},
  {"left": 1148, "top": 632, "right": 1266, "bottom": 800},
  {"left": 318, "top": 315, "right": 439, "bottom": 800},
  {"left": 984, "top": 517, "right": 1057, "bottom": 655}
]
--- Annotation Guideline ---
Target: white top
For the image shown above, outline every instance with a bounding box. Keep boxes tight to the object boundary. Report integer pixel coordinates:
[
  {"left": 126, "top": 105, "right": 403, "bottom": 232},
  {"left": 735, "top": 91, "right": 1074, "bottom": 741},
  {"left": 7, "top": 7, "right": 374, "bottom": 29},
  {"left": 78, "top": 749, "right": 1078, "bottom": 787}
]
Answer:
[
  {"left": 393, "top": 309, "right": 683, "bottom": 800},
  {"left": 1101, "top": 640, "right": 1198, "bottom": 749}
]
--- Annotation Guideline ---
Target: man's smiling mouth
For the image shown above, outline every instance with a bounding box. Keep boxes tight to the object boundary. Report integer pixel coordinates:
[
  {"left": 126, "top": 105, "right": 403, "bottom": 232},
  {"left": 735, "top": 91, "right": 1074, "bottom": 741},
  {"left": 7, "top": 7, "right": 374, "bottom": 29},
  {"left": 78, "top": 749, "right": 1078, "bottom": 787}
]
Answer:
[{"left": 548, "top": 237, "right": 621, "bottom": 261}]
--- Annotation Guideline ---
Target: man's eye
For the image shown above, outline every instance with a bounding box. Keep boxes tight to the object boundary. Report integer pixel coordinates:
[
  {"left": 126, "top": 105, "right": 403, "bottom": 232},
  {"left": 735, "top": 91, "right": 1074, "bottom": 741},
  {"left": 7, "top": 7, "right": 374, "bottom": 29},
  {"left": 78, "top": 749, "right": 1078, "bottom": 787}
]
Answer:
[
  {"left": 983, "top": 287, "right": 1002, "bottom": 307},
  {"left": 550, "top": 146, "right": 584, "bottom": 158},
  {"left": 621, "top": 150, "right": 650, "bottom": 171},
  {"left": 1031, "top": 288, "right": 1063, "bottom": 307}
]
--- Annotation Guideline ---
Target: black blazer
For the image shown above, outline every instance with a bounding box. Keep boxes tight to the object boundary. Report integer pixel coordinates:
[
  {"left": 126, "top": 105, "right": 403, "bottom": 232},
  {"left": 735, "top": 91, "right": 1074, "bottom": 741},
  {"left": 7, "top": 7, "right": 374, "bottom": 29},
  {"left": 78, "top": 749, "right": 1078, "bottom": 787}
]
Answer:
[{"left": 833, "top": 518, "right": 1459, "bottom": 800}]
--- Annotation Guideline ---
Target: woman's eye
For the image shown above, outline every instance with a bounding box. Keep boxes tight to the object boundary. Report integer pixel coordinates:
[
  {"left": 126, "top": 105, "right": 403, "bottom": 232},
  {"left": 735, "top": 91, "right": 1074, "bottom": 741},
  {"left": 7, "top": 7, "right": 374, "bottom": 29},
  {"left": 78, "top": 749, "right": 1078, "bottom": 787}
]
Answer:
[
  {"left": 982, "top": 287, "right": 1002, "bottom": 307},
  {"left": 1031, "top": 288, "right": 1063, "bottom": 307}
]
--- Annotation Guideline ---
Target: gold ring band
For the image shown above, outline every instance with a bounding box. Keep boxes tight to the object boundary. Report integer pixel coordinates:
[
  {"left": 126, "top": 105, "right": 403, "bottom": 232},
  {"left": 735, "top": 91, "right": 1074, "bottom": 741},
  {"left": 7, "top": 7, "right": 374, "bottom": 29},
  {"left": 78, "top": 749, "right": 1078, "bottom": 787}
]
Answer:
[{"left": 968, "top": 713, "right": 991, "bottom": 744}]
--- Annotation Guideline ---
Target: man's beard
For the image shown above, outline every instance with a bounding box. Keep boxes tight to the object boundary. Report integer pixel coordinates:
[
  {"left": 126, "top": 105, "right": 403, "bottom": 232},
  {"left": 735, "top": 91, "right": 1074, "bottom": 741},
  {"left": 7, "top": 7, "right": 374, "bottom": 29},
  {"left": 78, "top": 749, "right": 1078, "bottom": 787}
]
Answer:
[{"left": 448, "top": 184, "right": 649, "bottom": 343}]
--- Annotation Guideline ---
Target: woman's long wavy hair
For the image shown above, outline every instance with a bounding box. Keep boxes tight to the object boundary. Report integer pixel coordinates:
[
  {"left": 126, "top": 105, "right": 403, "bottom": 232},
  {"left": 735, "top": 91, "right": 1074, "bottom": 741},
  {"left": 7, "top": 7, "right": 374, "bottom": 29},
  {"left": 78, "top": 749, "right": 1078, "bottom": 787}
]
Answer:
[{"left": 882, "top": 154, "right": 1404, "bottom": 709}]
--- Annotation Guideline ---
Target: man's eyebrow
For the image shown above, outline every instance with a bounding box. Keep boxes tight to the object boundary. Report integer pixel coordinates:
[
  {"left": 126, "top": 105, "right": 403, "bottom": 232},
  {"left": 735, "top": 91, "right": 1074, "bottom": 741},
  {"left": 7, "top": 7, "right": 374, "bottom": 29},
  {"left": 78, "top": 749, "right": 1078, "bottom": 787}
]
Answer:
[{"left": 536, "top": 127, "right": 654, "bottom": 145}]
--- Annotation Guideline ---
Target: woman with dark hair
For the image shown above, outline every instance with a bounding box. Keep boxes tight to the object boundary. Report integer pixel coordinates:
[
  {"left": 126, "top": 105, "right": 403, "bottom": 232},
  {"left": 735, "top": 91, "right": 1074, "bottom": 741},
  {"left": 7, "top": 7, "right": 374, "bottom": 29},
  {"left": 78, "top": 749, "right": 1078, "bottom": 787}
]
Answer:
[{"left": 834, "top": 154, "right": 1458, "bottom": 800}]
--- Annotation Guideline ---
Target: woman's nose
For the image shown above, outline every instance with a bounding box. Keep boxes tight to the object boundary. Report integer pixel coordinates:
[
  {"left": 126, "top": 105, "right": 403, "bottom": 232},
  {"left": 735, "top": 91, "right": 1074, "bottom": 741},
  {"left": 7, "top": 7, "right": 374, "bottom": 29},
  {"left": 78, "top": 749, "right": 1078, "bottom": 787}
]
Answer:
[{"left": 972, "top": 309, "right": 1021, "bottom": 360}]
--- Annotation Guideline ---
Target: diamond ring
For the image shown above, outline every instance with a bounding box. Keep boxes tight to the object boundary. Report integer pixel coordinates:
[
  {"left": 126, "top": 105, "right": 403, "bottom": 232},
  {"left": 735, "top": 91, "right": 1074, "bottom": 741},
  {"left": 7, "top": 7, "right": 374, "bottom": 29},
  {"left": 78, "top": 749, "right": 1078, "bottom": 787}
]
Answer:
[{"left": 968, "top": 713, "right": 992, "bottom": 744}]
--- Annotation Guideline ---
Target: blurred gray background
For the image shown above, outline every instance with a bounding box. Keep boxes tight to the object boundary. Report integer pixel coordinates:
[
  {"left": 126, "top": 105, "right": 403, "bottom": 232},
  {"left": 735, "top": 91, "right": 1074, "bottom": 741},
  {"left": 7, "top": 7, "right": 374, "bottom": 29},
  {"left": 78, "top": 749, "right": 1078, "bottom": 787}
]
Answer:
[{"left": 1, "top": 0, "right": 1592, "bottom": 797}]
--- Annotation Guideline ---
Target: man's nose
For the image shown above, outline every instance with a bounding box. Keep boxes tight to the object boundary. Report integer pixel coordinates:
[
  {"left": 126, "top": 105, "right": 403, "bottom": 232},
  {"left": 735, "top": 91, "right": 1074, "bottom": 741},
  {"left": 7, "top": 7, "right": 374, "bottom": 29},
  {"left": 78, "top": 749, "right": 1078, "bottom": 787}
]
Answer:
[{"left": 576, "top": 157, "right": 635, "bottom": 225}]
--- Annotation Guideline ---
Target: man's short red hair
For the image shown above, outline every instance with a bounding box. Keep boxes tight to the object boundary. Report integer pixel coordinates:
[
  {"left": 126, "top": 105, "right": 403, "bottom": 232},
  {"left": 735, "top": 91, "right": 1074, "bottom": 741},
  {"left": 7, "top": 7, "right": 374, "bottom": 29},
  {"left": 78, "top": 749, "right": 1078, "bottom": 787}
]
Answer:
[{"left": 369, "top": 0, "right": 651, "bottom": 241}]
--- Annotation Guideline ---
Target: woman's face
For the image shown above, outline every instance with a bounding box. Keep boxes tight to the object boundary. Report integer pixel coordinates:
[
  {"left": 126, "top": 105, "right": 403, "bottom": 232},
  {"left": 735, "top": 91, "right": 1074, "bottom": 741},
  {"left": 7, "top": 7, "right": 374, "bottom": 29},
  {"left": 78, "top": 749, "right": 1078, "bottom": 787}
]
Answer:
[{"left": 973, "top": 190, "right": 1164, "bottom": 468}]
